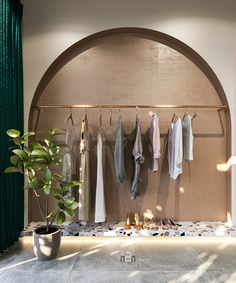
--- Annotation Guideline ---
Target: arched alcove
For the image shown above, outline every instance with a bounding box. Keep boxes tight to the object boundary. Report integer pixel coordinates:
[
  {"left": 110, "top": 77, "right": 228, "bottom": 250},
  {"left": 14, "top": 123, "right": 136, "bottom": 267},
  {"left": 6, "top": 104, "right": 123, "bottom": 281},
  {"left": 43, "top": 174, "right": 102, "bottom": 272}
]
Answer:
[{"left": 28, "top": 28, "right": 231, "bottom": 224}]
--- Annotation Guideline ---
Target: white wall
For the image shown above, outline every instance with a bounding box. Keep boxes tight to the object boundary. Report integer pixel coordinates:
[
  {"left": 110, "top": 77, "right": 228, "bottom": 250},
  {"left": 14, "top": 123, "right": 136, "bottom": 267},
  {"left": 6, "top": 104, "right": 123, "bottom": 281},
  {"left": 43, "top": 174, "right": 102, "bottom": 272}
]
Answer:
[{"left": 21, "top": 0, "right": 236, "bottom": 224}]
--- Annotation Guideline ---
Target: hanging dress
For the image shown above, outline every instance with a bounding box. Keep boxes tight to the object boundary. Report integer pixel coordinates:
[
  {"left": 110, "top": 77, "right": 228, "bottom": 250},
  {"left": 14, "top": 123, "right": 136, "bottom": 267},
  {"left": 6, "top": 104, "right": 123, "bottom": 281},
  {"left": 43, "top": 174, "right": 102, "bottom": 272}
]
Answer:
[
  {"left": 78, "top": 115, "right": 90, "bottom": 222},
  {"left": 168, "top": 118, "right": 183, "bottom": 180},
  {"left": 114, "top": 117, "right": 125, "bottom": 183},
  {"left": 130, "top": 118, "right": 144, "bottom": 199},
  {"left": 62, "top": 121, "right": 77, "bottom": 185},
  {"left": 182, "top": 115, "right": 193, "bottom": 161},
  {"left": 149, "top": 114, "right": 161, "bottom": 172},
  {"left": 95, "top": 131, "right": 106, "bottom": 223}
]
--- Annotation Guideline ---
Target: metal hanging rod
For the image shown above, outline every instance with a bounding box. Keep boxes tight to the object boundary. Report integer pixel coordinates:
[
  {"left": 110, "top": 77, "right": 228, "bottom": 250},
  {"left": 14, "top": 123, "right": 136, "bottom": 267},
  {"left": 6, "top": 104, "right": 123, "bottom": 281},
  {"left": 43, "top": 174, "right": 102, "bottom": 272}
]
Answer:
[{"left": 33, "top": 104, "right": 228, "bottom": 111}]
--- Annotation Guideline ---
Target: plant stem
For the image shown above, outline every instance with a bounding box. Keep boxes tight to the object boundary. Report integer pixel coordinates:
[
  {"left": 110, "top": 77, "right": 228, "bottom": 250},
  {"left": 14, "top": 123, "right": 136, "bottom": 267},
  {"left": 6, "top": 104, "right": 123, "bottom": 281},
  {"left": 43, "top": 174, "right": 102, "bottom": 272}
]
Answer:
[
  {"left": 49, "top": 209, "right": 60, "bottom": 227},
  {"left": 46, "top": 195, "right": 49, "bottom": 232},
  {"left": 33, "top": 189, "right": 46, "bottom": 223}
]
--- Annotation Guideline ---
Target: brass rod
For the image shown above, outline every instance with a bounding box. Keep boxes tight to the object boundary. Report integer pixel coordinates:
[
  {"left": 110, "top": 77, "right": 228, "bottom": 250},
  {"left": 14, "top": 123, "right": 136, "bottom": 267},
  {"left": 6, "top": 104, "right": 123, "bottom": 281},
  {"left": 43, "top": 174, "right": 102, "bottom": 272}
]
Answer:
[{"left": 32, "top": 104, "right": 228, "bottom": 110}]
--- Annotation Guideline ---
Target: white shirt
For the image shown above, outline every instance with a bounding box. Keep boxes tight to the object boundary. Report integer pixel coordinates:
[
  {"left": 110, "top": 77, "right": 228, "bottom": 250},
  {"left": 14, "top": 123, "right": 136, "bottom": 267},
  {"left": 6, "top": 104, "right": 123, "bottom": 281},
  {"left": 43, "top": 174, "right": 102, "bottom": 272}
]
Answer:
[{"left": 95, "top": 132, "right": 106, "bottom": 223}]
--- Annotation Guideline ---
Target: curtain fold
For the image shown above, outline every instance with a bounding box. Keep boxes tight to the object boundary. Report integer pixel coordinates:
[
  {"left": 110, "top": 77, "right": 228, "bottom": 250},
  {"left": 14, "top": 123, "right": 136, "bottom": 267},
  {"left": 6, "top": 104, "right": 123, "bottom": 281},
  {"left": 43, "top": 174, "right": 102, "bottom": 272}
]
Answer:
[{"left": 0, "top": 0, "right": 24, "bottom": 252}]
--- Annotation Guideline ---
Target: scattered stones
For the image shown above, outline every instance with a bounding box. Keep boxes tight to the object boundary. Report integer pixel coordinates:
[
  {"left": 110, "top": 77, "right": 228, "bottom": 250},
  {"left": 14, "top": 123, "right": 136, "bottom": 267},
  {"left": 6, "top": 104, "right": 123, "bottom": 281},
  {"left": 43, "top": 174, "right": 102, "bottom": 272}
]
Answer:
[{"left": 21, "top": 221, "right": 236, "bottom": 237}]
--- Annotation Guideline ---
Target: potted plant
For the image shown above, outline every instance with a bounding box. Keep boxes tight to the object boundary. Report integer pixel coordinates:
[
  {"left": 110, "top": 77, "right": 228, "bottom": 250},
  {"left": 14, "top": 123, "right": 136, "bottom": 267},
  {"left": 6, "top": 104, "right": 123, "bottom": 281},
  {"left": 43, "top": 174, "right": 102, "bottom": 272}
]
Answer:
[{"left": 4, "top": 128, "right": 80, "bottom": 260}]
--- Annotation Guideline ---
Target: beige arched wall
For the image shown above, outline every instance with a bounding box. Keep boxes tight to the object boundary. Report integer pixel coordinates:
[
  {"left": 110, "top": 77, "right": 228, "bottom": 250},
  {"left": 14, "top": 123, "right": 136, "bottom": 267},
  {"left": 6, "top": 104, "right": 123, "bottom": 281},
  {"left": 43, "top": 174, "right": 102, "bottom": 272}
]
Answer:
[{"left": 28, "top": 30, "right": 230, "bottom": 223}]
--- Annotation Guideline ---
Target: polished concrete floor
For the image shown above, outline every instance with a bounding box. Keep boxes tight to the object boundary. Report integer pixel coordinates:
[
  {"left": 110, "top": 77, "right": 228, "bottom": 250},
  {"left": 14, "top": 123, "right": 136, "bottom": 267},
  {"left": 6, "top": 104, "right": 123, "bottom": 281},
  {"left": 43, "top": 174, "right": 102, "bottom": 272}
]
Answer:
[{"left": 0, "top": 237, "right": 236, "bottom": 283}]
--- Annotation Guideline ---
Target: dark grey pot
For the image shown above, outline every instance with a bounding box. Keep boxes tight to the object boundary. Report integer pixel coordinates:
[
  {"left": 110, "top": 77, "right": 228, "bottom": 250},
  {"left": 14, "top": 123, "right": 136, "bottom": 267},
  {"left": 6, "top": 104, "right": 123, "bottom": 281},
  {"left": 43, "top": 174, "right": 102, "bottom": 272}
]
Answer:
[{"left": 33, "top": 225, "right": 61, "bottom": 261}]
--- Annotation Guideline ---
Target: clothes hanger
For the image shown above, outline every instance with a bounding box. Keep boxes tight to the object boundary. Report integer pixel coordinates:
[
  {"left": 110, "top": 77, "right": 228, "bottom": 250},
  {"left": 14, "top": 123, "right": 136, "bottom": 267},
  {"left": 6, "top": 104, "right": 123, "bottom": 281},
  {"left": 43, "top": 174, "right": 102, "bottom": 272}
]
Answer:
[
  {"left": 192, "top": 112, "right": 199, "bottom": 120},
  {"left": 136, "top": 106, "right": 139, "bottom": 120},
  {"left": 65, "top": 107, "right": 75, "bottom": 126},
  {"left": 171, "top": 113, "right": 178, "bottom": 123},
  {"left": 98, "top": 106, "right": 102, "bottom": 128},
  {"left": 183, "top": 110, "right": 188, "bottom": 120},
  {"left": 103, "top": 107, "right": 116, "bottom": 140},
  {"left": 148, "top": 110, "right": 156, "bottom": 117},
  {"left": 109, "top": 107, "right": 112, "bottom": 127}
]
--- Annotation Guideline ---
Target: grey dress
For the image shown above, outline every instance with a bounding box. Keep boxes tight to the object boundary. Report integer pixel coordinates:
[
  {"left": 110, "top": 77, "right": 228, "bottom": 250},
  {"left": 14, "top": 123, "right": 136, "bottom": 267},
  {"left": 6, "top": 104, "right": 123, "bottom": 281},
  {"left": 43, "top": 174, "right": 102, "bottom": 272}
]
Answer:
[
  {"left": 78, "top": 115, "right": 90, "bottom": 222},
  {"left": 114, "top": 117, "right": 125, "bottom": 183},
  {"left": 130, "top": 118, "right": 144, "bottom": 199}
]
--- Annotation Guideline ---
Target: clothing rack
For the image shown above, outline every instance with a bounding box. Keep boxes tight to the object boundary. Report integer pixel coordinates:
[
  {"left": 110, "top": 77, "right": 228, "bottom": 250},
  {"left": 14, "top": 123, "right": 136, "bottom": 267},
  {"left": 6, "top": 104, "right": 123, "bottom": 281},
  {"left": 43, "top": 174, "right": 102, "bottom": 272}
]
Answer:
[
  {"left": 33, "top": 104, "right": 228, "bottom": 111},
  {"left": 32, "top": 104, "right": 227, "bottom": 137}
]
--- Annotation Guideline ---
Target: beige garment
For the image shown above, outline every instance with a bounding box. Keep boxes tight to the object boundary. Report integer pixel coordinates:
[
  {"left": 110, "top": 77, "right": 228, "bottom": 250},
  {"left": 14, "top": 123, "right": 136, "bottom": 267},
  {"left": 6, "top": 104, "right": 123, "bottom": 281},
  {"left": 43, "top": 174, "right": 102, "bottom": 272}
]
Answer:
[
  {"left": 149, "top": 114, "right": 161, "bottom": 172},
  {"left": 182, "top": 115, "right": 193, "bottom": 161},
  {"left": 78, "top": 115, "right": 90, "bottom": 222}
]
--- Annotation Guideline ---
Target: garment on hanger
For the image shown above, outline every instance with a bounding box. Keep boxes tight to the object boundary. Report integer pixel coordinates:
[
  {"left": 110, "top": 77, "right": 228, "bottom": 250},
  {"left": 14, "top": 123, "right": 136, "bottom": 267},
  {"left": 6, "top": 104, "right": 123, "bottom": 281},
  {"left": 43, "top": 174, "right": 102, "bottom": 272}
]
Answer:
[
  {"left": 78, "top": 115, "right": 90, "bottom": 222},
  {"left": 149, "top": 113, "right": 161, "bottom": 172},
  {"left": 62, "top": 121, "right": 77, "bottom": 184},
  {"left": 182, "top": 115, "right": 193, "bottom": 161},
  {"left": 130, "top": 118, "right": 144, "bottom": 199},
  {"left": 114, "top": 117, "right": 125, "bottom": 183},
  {"left": 168, "top": 118, "right": 183, "bottom": 180},
  {"left": 95, "top": 131, "right": 106, "bottom": 223}
]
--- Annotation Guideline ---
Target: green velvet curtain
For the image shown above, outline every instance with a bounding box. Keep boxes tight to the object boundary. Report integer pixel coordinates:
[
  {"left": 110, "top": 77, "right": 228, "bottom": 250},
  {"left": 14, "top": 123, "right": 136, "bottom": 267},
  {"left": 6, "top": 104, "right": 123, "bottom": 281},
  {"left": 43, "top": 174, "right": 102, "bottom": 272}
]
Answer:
[{"left": 0, "top": 0, "right": 24, "bottom": 252}]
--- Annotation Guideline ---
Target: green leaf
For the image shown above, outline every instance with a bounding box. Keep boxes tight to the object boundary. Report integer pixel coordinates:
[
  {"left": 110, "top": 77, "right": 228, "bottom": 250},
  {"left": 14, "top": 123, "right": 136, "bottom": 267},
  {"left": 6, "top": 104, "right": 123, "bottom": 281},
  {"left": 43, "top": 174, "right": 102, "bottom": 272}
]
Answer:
[
  {"left": 52, "top": 188, "right": 65, "bottom": 197},
  {"left": 31, "top": 148, "right": 50, "bottom": 157},
  {"left": 8, "top": 146, "right": 18, "bottom": 150},
  {"left": 56, "top": 211, "right": 65, "bottom": 225},
  {"left": 10, "top": 155, "right": 20, "bottom": 166},
  {"left": 22, "top": 132, "right": 35, "bottom": 138},
  {"left": 12, "top": 149, "right": 28, "bottom": 161},
  {"left": 6, "top": 129, "right": 20, "bottom": 138},
  {"left": 43, "top": 184, "right": 51, "bottom": 195},
  {"left": 4, "top": 167, "right": 20, "bottom": 173},
  {"left": 53, "top": 173, "right": 64, "bottom": 181},
  {"left": 44, "top": 139, "right": 50, "bottom": 147},
  {"left": 58, "top": 201, "right": 65, "bottom": 210},
  {"left": 27, "top": 168, "right": 35, "bottom": 178},
  {"left": 65, "top": 197, "right": 75, "bottom": 205},
  {"left": 17, "top": 161, "right": 24, "bottom": 173},
  {"left": 31, "top": 141, "right": 43, "bottom": 149},
  {"left": 46, "top": 212, "right": 53, "bottom": 219},
  {"left": 24, "top": 147, "right": 31, "bottom": 155},
  {"left": 30, "top": 178, "right": 44, "bottom": 189},
  {"left": 48, "top": 128, "right": 64, "bottom": 136},
  {"left": 13, "top": 137, "right": 23, "bottom": 146},
  {"left": 31, "top": 149, "right": 50, "bottom": 163},
  {"left": 43, "top": 168, "right": 51, "bottom": 182},
  {"left": 62, "top": 181, "right": 81, "bottom": 189},
  {"left": 51, "top": 158, "right": 62, "bottom": 165},
  {"left": 70, "top": 201, "right": 79, "bottom": 210},
  {"left": 65, "top": 207, "right": 74, "bottom": 217}
]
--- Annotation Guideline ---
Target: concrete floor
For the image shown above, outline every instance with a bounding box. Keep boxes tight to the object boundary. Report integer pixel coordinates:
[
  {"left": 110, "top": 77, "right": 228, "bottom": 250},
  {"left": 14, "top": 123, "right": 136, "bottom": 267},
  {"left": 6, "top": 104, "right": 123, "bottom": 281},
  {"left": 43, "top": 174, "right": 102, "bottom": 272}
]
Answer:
[{"left": 0, "top": 237, "right": 236, "bottom": 283}]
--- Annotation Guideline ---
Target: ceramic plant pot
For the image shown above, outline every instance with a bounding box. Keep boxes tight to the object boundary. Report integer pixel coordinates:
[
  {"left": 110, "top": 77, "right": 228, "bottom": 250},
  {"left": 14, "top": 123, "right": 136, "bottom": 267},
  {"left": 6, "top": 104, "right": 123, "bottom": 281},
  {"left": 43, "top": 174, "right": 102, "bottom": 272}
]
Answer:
[{"left": 33, "top": 225, "right": 61, "bottom": 261}]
